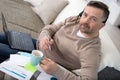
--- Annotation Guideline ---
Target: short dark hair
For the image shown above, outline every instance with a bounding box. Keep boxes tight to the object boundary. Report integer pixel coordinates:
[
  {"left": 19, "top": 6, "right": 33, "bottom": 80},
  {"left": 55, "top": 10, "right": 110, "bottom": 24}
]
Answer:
[{"left": 87, "top": 1, "right": 110, "bottom": 23}]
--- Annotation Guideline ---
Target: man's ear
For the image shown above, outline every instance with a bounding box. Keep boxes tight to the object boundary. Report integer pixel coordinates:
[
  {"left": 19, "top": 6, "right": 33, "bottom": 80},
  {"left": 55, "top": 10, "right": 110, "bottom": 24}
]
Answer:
[{"left": 99, "top": 23, "right": 105, "bottom": 30}]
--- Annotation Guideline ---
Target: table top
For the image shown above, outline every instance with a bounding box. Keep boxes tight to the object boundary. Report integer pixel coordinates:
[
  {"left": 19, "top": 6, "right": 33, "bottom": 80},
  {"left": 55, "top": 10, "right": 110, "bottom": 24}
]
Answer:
[{"left": 0, "top": 51, "right": 55, "bottom": 80}]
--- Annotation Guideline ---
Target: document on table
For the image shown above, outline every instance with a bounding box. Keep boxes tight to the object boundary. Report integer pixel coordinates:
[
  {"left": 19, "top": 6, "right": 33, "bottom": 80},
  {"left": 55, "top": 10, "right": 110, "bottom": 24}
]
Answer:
[
  {"left": 0, "top": 52, "right": 56, "bottom": 80},
  {"left": 0, "top": 54, "right": 33, "bottom": 80}
]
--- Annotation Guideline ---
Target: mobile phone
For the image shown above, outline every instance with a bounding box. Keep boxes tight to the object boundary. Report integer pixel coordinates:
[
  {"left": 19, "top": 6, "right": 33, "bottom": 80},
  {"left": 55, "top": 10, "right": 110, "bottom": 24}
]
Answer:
[{"left": 30, "top": 70, "right": 41, "bottom": 80}]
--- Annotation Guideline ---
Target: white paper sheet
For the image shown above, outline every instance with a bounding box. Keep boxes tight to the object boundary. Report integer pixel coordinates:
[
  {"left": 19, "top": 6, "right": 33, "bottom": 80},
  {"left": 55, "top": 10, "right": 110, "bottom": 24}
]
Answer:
[
  {"left": 0, "top": 61, "right": 33, "bottom": 80},
  {"left": 9, "top": 54, "right": 30, "bottom": 66}
]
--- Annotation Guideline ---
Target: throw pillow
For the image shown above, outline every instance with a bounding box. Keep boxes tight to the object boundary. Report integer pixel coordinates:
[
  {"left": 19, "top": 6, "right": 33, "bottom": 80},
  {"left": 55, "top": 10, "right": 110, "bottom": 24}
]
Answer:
[
  {"left": 24, "top": 0, "right": 44, "bottom": 6},
  {"left": 32, "top": 0, "right": 69, "bottom": 25}
]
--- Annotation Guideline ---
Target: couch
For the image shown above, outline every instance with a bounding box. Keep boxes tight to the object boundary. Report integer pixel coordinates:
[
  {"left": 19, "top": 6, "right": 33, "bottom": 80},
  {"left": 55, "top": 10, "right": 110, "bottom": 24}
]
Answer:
[
  {"left": 0, "top": 0, "right": 70, "bottom": 39},
  {"left": 0, "top": 0, "right": 120, "bottom": 79},
  {"left": 0, "top": 0, "right": 45, "bottom": 39}
]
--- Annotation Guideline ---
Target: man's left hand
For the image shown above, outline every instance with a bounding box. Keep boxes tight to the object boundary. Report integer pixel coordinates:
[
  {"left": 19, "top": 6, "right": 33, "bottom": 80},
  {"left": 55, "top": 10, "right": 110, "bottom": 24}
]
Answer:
[{"left": 40, "top": 57, "right": 58, "bottom": 74}]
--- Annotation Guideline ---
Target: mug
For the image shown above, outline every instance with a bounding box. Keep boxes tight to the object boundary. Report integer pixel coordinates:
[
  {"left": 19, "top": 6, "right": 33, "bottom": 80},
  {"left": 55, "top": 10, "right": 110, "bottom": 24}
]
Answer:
[{"left": 30, "top": 50, "right": 44, "bottom": 66}]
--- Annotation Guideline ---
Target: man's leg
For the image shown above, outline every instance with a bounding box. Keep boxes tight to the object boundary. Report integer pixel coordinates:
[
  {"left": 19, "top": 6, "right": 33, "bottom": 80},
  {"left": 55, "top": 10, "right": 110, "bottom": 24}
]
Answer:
[
  {"left": 0, "top": 33, "right": 9, "bottom": 45},
  {"left": 0, "top": 43, "right": 18, "bottom": 63},
  {"left": 0, "top": 33, "right": 37, "bottom": 63}
]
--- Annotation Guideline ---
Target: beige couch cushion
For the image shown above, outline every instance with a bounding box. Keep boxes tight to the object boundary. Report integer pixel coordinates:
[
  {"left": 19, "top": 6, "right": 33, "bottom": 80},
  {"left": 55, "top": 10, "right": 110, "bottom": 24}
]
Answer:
[{"left": 32, "top": 0, "right": 69, "bottom": 25}]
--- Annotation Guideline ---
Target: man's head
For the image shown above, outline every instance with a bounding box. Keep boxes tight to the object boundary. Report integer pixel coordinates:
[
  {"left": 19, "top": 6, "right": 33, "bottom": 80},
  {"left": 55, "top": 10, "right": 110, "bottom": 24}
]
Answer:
[
  {"left": 87, "top": 1, "right": 109, "bottom": 23},
  {"left": 79, "top": 1, "right": 110, "bottom": 37}
]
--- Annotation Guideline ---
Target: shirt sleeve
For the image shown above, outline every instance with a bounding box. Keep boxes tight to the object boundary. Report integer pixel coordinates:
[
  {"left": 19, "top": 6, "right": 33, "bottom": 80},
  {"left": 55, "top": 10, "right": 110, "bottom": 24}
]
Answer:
[
  {"left": 79, "top": 46, "right": 101, "bottom": 80},
  {"left": 36, "top": 16, "right": 76, "bottom": 49},
  {"left": 38, "top": 15, "right": 78, "bottom": 40},
  {"left": 36, "top": 21, "right": 65, "bottom": 49}
]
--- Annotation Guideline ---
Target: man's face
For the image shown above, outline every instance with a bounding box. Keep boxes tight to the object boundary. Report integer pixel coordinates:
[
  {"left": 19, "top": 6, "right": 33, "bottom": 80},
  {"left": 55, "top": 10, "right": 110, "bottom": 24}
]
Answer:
[{"left": 79, "top": 6, "right": 105, "bottom": 35}]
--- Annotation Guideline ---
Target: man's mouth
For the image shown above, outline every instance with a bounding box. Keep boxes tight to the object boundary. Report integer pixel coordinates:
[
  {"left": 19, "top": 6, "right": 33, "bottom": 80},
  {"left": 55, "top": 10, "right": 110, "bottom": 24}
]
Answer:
[{"left": 81, "top": 24, "right": 89, "bottom": 30}]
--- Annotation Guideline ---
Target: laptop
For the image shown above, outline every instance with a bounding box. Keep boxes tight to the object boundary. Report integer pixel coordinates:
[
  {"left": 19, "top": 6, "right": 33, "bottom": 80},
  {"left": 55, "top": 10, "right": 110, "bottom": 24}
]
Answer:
[{"left": 1, "top": 12, "right": 35, "bottom": 52}]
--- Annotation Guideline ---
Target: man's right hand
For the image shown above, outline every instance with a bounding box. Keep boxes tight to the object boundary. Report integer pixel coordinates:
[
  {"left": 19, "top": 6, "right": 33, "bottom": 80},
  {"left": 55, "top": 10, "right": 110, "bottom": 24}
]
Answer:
[{"left": 39, "top": 36, "right": 54, "bottom": 52}]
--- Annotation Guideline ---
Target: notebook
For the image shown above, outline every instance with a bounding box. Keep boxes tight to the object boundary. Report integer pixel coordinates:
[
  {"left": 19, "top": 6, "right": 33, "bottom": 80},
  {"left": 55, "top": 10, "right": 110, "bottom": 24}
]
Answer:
[{"left": 1, "top": 12, "right": 35, "bottom": 52}]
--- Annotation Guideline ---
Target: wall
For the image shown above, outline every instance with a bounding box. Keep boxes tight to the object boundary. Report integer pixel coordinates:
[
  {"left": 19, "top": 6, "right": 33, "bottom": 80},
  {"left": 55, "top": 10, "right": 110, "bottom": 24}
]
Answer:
[{"left": 102, "top": 0, "right": 120, "bottom": 26}]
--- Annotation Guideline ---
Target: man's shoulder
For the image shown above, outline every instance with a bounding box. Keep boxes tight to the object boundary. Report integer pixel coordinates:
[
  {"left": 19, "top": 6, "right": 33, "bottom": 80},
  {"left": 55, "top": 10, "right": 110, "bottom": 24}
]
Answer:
[
  {"left": 64, "top": 15, "right": 79, "bottom": 24},
  {"left": 66, "top": 15, "right": 78, "bottom": 21}
]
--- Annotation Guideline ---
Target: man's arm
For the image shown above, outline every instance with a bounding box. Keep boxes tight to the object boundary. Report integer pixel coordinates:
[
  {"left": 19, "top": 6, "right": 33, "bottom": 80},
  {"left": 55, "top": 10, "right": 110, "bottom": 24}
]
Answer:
[
  {"left": 36, "top": 21, "right": 64, "bottom": 50},
  {"left": 52, "top": 47, "right": 101, "bottom": 80}
]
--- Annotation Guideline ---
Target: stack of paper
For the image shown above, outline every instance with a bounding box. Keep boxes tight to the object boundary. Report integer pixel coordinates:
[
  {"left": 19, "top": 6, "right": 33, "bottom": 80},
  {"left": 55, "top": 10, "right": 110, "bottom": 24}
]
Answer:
[{"left": 0, "top": 52, "right": 56, "bottom": 80}]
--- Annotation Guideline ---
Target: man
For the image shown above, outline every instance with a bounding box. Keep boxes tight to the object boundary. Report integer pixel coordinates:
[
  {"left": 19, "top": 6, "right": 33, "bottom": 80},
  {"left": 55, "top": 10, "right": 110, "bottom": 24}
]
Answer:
[{"left": 37, "top": 1, "right": 110, "bottom": 80}]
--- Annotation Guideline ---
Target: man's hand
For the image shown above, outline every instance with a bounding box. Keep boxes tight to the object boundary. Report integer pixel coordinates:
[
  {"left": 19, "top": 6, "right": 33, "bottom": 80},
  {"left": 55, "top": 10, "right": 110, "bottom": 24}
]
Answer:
[
  {"left": 40, "top": 57, "right": 58, "bottom": 74},
  {"left": 39, "top": 35, "right": 54, "bottom": 52}
]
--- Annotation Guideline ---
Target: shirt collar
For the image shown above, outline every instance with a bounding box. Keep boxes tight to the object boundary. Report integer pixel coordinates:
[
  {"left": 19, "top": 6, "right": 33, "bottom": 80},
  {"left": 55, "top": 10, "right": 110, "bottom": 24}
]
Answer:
[{"left": 77, "top": 30, "right": 86, "bottom": 38}]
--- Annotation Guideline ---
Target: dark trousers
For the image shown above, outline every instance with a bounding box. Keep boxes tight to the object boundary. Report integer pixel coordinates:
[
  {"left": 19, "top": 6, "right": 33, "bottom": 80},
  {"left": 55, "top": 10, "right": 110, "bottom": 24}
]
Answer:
[
  {"left": 0, "top": 33, "right": 36, "bottom": 63},
  {"left": 98, "top": 66, "right": 120, "bottom": 80}
]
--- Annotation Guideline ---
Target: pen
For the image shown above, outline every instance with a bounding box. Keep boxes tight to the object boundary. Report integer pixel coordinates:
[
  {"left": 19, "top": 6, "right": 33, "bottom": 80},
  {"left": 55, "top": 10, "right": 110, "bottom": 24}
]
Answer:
[
  {"left": 46, "top": 32, "right": 51, "bottom": 51},
  {"left": 2, "top": 67, "right": 26, "bottom": 79}
]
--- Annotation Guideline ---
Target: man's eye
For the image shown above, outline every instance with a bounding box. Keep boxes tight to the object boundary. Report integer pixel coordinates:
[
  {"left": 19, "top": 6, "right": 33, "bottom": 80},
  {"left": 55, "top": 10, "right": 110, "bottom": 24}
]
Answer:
[
  {"left": 83, "top": 13, "right": 87, "bottom": 17},
  {"left": 91, "top": 18, "right": 97, "bottom": 22}
]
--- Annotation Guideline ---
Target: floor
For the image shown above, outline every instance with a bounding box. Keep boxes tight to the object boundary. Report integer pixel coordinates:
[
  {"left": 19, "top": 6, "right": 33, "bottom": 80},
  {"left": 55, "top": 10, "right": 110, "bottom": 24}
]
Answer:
[{"left": 104, "top": 22, "right": 120, "bottom": 53}]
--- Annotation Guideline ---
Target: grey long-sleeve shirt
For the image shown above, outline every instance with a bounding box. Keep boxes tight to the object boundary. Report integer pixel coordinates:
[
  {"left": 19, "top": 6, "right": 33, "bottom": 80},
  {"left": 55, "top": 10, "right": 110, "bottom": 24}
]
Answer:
[{"left": 38, "top": 16, "right": 101, "bottom": 80}]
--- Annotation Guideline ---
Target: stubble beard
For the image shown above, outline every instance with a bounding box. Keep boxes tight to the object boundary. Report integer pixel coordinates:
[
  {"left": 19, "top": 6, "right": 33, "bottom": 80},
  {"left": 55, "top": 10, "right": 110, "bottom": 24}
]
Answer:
[{"left": 79, "top": 23, "right": 92, "bottom": 34}]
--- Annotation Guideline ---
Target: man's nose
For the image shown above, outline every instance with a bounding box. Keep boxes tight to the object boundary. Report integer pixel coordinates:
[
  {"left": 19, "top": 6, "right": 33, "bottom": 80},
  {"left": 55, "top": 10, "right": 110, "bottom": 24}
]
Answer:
[{"left": 84, "top": 17, "right": 90, "bottom": 23}]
